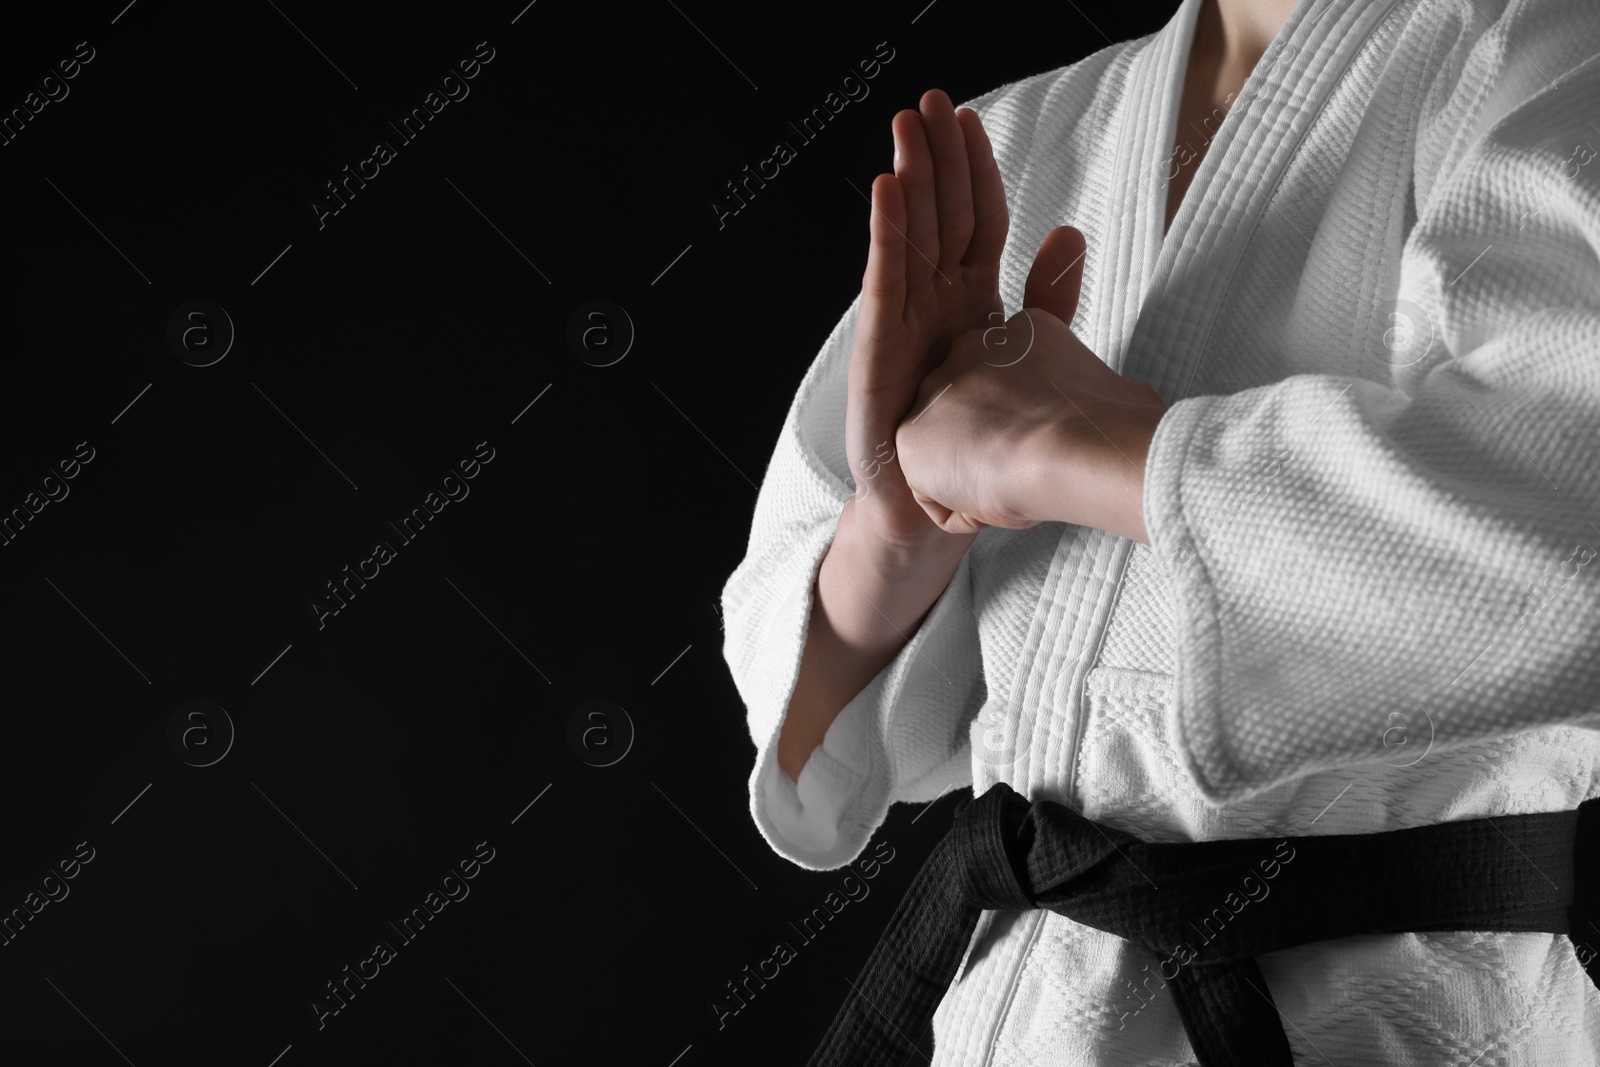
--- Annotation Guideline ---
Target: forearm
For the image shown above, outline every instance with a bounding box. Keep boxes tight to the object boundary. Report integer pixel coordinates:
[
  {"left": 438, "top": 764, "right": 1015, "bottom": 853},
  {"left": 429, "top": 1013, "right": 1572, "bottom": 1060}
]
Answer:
[
  {"left": 1021, "top": 399, "right": 1165, "bottom": 543},
  {"left": 777, "top": 495, "right": 971, "bottom": 784}
]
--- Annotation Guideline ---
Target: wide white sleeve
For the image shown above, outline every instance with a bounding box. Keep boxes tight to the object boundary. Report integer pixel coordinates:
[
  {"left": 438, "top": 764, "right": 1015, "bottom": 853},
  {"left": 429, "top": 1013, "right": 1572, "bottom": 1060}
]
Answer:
[
  {"left": 1145, "top": 10, "right": 1600, "bottom": 802},
  {"left": 719, "top": 286, "right": 983, "bottom": 872}
]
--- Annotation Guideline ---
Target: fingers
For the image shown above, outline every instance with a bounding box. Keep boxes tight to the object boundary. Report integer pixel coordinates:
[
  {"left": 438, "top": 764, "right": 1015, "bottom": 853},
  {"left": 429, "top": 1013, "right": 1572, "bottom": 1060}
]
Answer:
[
  {"left": 859, "top": 172, "right": 907, "bottom": 332},
  {"left": 920, "top": 89, "right": 974, "bottom": 278},
  {"left": 911, "top": 485, "right": 985, "bottom": 536},
  {"left": 1022, "top": 225, "right": 1088, "bottom": 325},
  {"left": 850, "top": 173, "right": 910, "bottom": 494},
  {"left": 956, "top": 107, "right": 1008, "bottom": 273},
  {"left": 892, "top": 109, "right": 940, "bottom": 290}
]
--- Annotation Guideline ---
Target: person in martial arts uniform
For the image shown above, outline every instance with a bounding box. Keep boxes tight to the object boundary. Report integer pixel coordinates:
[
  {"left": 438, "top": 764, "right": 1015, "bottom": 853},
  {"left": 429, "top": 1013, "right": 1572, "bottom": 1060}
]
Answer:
[{"left": 720, "top": 0, "right": 1600, "bottom": 1061}]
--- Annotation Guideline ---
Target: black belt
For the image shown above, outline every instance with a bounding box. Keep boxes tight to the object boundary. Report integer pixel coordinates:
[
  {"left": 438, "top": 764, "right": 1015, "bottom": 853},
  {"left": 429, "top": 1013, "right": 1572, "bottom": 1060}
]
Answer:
[{"left": 806, "top": 781, "right": 1600, "bottom": 1066}]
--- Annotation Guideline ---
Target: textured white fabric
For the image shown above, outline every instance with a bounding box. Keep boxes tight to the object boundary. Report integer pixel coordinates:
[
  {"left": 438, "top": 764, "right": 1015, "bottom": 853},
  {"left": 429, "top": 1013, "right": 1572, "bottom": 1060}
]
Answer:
[{"left": 719, "top": 0, "right": 1600, "bottom": 1061}]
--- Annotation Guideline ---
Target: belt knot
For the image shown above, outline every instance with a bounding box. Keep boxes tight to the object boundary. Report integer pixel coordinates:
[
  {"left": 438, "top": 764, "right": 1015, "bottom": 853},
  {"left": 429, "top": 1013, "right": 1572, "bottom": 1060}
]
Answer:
[{"left": 950, "top": 781, "right": 1036, "bottom": 912}]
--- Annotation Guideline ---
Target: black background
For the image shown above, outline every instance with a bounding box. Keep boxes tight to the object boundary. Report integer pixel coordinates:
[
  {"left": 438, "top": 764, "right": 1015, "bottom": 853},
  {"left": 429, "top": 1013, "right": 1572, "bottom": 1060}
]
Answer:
[{"left": 0, "top": 2, "right": 1177, "bottom": 1064}]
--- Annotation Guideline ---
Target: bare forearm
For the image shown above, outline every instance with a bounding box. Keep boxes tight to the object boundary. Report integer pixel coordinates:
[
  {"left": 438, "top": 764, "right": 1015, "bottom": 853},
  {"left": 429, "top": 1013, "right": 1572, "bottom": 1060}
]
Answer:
[
  {"left": 1019, "top": 404, "right": 1162, "bottom": 544},
  {"left": 777, "top": 496, "right": 971, "bottom": 784}
]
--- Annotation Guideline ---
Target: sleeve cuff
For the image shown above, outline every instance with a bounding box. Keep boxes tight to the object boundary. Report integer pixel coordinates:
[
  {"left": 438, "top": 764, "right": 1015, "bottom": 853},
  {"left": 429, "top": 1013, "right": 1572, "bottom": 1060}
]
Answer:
[
  {"left": 1141, "top": 392, "right": 1237, "bottom": 802},
  {"left": 748, "top": 546, "right": 979, "bottom": 870},
  {"left": 758, "top": 680, "right": 875, "bottom": 859}
]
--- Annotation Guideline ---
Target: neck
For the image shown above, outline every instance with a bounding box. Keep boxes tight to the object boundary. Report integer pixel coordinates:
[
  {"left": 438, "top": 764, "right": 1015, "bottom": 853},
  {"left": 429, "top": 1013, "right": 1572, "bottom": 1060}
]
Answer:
[{"left": 1202, "top": 0, "right": 1301, "bottom": 72}]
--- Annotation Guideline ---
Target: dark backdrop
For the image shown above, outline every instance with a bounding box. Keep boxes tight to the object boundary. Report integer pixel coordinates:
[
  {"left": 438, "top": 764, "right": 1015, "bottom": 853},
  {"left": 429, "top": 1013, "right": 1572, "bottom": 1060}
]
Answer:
[{"left": 0, "top": 2, "right": 1178, "bottom": 1063}]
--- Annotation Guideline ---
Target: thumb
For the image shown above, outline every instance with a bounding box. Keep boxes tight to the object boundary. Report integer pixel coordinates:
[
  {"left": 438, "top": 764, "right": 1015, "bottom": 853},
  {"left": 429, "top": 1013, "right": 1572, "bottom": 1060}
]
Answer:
[{"left": 1022, "top": 225, "right": 1087, "bottom": 325}]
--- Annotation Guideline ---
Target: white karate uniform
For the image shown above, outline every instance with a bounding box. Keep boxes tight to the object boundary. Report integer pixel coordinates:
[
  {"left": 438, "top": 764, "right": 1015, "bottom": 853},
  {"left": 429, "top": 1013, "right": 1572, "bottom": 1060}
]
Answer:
[{"left": 720, "top": 0, "right": 1600, "bottom": 1061}]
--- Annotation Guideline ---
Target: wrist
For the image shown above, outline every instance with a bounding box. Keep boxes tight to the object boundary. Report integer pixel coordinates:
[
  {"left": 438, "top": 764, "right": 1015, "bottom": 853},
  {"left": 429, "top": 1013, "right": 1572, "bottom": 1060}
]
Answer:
[
  {"left": 1025, "top": 399, "right": 1165, "bottom": 542},
  {"left": 836, "top": 494, "right": 977, "bottom": 579}
]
